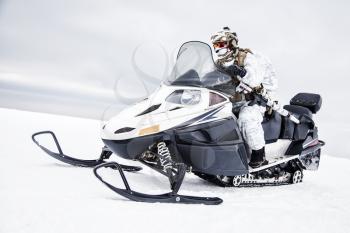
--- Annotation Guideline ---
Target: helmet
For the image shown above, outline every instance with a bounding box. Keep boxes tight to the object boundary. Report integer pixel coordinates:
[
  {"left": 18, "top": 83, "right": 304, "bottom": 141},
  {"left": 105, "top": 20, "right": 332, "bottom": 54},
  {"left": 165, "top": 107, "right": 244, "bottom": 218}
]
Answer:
[{"left": 211, "top": 27, "right": 238, "bottom": 61}]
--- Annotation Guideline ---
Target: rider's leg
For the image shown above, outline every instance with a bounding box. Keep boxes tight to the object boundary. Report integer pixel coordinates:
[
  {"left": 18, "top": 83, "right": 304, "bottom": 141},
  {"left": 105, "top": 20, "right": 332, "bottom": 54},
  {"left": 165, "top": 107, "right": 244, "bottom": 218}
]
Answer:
[{"left": 237, "top": 104, "right": 268, "bottom": 168}]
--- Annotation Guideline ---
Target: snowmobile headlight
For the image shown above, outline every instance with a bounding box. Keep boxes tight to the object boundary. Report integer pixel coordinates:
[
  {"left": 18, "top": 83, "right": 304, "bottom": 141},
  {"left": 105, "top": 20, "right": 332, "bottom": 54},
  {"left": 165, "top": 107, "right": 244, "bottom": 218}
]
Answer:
[
  {"left": 166, "top": 90, "right": 201, "bottom": 105},
  {"left": 139, "top": 124, "right": 160, "bottom": 136}
]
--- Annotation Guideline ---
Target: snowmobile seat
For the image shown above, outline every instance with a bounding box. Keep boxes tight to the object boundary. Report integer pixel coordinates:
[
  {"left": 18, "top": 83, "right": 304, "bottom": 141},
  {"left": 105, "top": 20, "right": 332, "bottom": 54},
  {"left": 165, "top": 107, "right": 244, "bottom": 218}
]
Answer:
[{"left": 284, "top": 105, "right": 313, "bottom": 119}]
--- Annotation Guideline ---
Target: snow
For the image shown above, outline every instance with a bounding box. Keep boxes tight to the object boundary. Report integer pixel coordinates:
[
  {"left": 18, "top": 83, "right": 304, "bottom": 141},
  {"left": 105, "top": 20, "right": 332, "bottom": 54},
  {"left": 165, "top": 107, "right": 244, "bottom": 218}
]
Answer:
[{"left": 1, "top": 108, "right": 350, "bottom": 233}]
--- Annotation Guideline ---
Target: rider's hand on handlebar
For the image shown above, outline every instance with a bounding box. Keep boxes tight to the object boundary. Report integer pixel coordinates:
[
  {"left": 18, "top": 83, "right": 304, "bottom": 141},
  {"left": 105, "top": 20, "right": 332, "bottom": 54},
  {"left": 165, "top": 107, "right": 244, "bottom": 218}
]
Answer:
[{"left": 227, "top": 64, "right": 247, "bottom": 77}]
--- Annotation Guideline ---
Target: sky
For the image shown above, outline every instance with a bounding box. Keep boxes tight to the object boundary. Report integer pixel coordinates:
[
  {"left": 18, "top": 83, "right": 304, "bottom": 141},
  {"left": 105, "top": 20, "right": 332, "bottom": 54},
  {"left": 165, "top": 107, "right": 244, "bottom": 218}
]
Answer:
[{"left": 0, "top": 0, "right": 349, "bottom": 157}]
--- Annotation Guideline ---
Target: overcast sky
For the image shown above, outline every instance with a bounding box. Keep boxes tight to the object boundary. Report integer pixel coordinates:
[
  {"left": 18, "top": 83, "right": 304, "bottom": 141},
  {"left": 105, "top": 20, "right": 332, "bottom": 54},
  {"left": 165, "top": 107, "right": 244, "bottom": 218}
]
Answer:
[{"left": 1, "top": 0, "right": 349, "bottom": 156}]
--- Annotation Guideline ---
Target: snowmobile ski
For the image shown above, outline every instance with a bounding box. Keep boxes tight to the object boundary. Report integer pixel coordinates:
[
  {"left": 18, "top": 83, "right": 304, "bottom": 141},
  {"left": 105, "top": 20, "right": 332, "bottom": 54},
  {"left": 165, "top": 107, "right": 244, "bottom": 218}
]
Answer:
[
  {"left": 93, "top": 162, "right": 223, "bottom": 205},
  {"left": 32, "top": 131, "right": 142, "bottom": 172}
]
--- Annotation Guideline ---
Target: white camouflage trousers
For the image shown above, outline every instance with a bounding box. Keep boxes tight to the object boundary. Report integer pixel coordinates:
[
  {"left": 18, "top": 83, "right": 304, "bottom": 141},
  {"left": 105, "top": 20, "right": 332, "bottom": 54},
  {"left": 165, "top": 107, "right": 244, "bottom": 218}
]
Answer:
[{"left": 237, "top": 104, "right": 266, "bottom": 150}]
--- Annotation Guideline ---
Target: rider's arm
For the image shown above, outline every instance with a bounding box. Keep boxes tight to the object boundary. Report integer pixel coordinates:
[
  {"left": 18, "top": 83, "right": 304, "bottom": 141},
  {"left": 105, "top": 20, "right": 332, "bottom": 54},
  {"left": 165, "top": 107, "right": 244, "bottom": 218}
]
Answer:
[{"left": 240, "top": 53, "right": 264, "bottom": 88}]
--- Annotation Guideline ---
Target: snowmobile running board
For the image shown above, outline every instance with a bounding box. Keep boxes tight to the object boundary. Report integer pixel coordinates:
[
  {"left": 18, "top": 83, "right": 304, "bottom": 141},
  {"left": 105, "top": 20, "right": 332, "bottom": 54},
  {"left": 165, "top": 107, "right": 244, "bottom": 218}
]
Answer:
[
  {"left": 249, "top": 155, "right": 299, "bottom": 173},
  {"left": 93, "top": 162, "right": 223, "bottom": 205},
  {"left": 32, "top": 131, "right": 142, "bottom": 172},
  {"left": 248, "top": 140, "right": 325, "bottom": 173}
]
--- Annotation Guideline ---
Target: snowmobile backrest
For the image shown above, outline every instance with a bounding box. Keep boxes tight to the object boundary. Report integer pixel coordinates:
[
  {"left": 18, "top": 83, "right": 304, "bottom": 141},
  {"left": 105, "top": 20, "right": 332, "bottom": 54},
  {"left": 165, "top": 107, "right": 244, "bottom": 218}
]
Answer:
[{"left": 290, "top": 93, "right": 322, "bottom": 114}]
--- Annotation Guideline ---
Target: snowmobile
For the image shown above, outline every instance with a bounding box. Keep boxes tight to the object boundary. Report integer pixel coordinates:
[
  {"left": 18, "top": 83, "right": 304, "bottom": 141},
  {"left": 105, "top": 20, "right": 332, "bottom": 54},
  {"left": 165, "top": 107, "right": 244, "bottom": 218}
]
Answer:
[{"left": 32, "top": 41, "right": 324, "bottom": 205}]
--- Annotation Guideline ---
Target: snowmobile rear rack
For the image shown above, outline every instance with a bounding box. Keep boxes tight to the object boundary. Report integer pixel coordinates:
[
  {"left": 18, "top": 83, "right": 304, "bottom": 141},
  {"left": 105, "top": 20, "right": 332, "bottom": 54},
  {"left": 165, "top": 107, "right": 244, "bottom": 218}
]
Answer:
[
  {"left": 93, "top": 162, "right": 223, "bottom": 205},
  {"left": 32, "top": 131, "right": 141, "bottom": 172}
]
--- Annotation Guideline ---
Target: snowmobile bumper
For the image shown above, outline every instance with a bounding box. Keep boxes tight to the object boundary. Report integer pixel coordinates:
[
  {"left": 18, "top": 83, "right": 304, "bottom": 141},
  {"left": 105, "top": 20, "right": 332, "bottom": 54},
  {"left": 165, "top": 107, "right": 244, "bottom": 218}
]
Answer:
[
  {"left": 32, "top": 131, "right": 142, "bottom": 171},
  {"left": 299, "top": 140, "right": 325, "bottom": 170},
  {"left": 102, "top": 133, "right": 164, "bottom": 160}
]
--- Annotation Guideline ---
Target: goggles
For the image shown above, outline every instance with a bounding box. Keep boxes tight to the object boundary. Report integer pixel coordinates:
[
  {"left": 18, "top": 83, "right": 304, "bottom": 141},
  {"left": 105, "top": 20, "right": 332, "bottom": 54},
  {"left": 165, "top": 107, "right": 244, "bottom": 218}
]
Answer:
[{"left": 213, "top": 41, "right": 227, "bottom": 49}]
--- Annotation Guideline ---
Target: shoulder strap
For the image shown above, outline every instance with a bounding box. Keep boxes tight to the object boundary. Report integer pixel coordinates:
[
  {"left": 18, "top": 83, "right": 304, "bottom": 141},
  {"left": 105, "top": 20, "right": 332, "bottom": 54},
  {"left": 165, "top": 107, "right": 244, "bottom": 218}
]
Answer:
[{"left": 235, "top": 48, "right": 253, "bottom": 67}]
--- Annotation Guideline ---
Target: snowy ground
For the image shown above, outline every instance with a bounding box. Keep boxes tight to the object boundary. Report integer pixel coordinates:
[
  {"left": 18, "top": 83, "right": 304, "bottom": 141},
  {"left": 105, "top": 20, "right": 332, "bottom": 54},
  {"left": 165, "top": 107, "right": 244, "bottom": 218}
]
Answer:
[{"left": 1, "top": 108, "right": 350, "bottom": 233}]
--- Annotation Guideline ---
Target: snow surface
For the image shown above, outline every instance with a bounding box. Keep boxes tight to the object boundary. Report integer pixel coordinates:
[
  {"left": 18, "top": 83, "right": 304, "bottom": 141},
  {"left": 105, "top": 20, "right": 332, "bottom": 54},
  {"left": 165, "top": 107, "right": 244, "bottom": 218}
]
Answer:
[{"left": 0, "top": 108, "right": 350, "bottom": 233}]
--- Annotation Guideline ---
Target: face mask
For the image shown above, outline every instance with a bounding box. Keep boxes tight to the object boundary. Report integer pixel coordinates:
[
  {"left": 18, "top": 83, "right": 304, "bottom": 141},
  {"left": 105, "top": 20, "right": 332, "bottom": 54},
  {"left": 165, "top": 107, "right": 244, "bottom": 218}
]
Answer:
[{"left": 215, "top": 48, "right": 228, "bottom": 57}]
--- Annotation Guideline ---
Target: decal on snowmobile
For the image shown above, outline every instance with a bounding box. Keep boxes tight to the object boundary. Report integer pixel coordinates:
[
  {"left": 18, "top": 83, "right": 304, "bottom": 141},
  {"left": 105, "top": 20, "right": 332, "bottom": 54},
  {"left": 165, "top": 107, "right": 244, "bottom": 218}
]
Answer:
[
  {"left": 188, "top": 105, "right": 225, "bottom": 126},
  {"left": 175, "top": 105, "right": 225, "bottom": 128}
]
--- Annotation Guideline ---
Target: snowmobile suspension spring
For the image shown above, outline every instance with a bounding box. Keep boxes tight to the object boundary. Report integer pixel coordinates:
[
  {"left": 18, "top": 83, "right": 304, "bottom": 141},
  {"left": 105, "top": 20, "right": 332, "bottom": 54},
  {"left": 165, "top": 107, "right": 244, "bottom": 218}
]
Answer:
[{"left": 157, "top": 142, "right": 172, "bottom": 171}]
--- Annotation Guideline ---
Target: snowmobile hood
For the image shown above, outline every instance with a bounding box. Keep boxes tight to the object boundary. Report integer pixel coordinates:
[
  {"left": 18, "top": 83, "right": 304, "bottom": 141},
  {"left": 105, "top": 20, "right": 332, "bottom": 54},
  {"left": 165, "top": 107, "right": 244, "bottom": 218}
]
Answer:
[{"left": 101, "top": 84, "right": 232, "bottom": 140}]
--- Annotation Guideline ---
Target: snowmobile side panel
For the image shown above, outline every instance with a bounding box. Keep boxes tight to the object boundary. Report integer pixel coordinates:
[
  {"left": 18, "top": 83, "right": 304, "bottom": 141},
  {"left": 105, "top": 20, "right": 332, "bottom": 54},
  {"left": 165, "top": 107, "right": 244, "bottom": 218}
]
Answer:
[
  {"left": 280, "top": 105, "right": 316, "bottom": 141},
  {"left": 285, "top": 140, "right": 304, "bottom": 155},
  {"left": 263, "top": 106, "right": 315, "bottom": 143},
  {"left": 178, "top": 143, "right": 249, "bottom": 176},
  {"left": 173, "top": 118, "right": 248, "bottom": 176},
  {"left": 294, "top": 125, "right": 309, "bottom": 141},
  {"left": 285, "top": 127, "right": 319, "bottom": 155},
  {"left": 279, "top": 115, "right": 295, "bottom": 139},
  {"left": 93, "top": 162, "right": 223, "bottom": 205},
  {"left": 174, "top": 118, "right": 243, "bottom": 146},
  {"left": 262, "top": 111, "right": 282, "bottom": 143}
]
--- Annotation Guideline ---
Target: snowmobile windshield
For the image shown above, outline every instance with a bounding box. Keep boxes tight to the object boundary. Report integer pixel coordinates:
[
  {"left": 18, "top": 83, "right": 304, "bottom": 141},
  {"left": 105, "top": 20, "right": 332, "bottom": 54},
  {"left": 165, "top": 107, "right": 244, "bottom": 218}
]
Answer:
[{"left": 165, "top": 41, "right": 233, "bottom": 90}]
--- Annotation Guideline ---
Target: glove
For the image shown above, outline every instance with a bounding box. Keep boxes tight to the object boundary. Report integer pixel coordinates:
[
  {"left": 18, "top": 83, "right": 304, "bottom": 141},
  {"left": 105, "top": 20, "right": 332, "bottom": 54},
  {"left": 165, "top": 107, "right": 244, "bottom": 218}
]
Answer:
[{"left": 225, "top": 64, "right": 247, "bottom": 77}]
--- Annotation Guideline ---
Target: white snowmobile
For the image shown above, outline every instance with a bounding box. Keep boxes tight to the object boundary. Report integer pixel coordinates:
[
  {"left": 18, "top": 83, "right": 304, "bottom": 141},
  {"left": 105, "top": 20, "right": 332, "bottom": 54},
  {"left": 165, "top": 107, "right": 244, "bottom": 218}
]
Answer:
[{"left": 32, "top": 41, "right": 324, "bottom": 205}]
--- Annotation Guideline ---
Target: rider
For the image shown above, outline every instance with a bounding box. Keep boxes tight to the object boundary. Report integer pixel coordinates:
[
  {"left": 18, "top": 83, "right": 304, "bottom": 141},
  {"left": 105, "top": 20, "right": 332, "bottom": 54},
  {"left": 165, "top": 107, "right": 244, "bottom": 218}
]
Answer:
[{"left": 211, "top": 27, "right": 278, "bottom": 168}]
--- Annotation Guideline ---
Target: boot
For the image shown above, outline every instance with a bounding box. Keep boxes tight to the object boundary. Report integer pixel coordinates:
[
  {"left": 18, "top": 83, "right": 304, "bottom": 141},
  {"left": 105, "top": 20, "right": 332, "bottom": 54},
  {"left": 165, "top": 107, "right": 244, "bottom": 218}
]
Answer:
[{"left": 249, "top": 147, "right": 268, "bottom": 168}]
